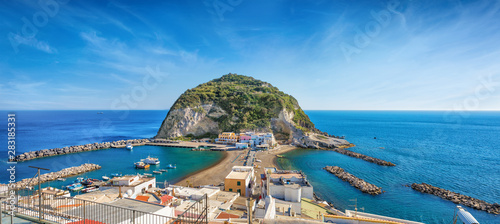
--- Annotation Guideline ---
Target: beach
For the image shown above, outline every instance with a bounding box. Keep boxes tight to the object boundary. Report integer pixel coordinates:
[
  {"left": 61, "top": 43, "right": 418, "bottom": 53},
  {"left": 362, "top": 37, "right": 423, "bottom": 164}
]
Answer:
[{"left": 174, "top": 145, "right": 298, "bottom": 188}]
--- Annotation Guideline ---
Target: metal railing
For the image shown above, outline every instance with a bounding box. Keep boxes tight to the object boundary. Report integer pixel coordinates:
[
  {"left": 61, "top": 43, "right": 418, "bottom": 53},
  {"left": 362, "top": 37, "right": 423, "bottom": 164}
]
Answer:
[
  {"left": 2, "top": 190, "right": 209, "bottom": 224},
  {"left": 173, "top": 194, "right": 208, "bottom": 224}
]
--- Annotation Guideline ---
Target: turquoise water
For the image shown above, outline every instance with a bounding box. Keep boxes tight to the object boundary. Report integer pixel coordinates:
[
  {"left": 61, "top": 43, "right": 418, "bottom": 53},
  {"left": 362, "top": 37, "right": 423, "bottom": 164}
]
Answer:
[
  {"left": 277, "top": 111, "right": 499, "bottom": 224},
  {"left": 0, "top": 110, "right": 223, "bottom": 191},
  {"left": 1, "top": 110, "right": 498, "bottom": 223}
]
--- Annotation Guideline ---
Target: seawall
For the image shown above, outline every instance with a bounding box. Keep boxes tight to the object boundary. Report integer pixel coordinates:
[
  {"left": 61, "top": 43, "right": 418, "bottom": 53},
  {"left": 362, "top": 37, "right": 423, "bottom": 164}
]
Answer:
[
  {"left": 324, "top": 166, "right": 382, "bottom": 195},
  {"left": 329, "top": 146, "right": 395, "bottom": 166},
  {"left": 411, "top": 183, "right": 500, "bottom": 214},
  {"left": 10, "top": 163, "right": 101, "bottom": 190},
  {"left": 10, "top": 139, "right": 151, "bottom": 162}
]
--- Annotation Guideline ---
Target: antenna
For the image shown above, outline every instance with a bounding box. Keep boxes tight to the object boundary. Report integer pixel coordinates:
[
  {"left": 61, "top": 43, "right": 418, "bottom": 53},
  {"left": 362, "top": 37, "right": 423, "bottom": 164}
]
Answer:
[{"left": 348, "top": 198, "right": 358, "bottom": 217}]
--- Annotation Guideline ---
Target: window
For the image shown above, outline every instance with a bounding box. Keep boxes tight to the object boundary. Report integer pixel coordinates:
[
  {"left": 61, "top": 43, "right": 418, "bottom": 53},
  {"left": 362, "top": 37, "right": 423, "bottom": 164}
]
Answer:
[
  {"left": 237, "top": 181, "right": 241, "bottom": 186},
  {"left": 229, "top": 188, "right": 232, "bottom": 192}
]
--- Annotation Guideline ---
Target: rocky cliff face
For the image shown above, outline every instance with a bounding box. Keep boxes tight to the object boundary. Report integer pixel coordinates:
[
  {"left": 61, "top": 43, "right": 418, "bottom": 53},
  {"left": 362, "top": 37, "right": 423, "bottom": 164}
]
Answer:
[{"left": 155, "top": 74, "right": 350, "bottom": 148}]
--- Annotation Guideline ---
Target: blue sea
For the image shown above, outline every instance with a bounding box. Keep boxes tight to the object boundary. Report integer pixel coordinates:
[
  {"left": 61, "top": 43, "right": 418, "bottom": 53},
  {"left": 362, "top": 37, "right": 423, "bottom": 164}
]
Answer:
[
  {"left": 277, "top": 111, "right": 499, "bottom": 224},
  {"left": 0, "top": 110, "right": 499, "bottom": 223}
]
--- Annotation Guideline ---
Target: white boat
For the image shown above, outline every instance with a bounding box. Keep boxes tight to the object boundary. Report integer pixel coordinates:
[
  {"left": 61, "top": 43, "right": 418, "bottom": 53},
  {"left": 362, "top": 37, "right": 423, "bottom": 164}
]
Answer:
[
  {"left": 57, "top": 178, "right": 66, "bottom": 181},
  {"left": 141, "top": 156, "right": 160, "bottom": 165},
  {"left": 126, "top": 142, "right": 133, "bottom": 150},
  {"left": 153, "top": 171, "right": 162, "bottom": 174},
  {"left": 143, "top": 173, "right": 153, "bottom": 176},
  {"left": 102, "top": 176, "right": 110, "bottom": 181}
]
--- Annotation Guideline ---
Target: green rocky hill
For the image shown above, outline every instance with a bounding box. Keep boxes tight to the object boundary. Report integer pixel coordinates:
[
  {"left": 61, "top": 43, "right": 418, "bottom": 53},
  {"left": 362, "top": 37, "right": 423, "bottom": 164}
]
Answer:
[{"left": 156, "top": 73, "right": 349, "bottom": 148}]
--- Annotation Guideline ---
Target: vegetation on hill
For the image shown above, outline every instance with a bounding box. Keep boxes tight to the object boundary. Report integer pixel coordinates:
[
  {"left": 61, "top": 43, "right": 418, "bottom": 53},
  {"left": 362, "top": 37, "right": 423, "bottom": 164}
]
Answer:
[{"left": 169, "top": 73, "right": 316, "bottom": 134}]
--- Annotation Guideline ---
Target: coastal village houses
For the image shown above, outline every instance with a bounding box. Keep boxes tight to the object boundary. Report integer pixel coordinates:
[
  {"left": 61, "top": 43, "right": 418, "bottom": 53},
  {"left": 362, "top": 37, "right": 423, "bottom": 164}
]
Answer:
[
  {"left": 224, "top": 166, "right": 256, "bottom": 197},
  {"left": 216, "top": 131, "right": 277, "bottom": 149}
]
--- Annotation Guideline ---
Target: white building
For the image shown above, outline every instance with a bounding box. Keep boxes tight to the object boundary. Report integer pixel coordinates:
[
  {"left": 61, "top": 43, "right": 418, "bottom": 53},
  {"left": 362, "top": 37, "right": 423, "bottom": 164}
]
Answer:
[
  {"left": 100, "top": 175, "right": 156, "bottom": 198},
  {"left": 249, "top": 133, "right": 277, "bottom": 149},
  {"left": 235, "top": 143, "right": 248, "bottom": 149},
  {"left": 261, "top": 168, "right": 313, "bottom": 215}
]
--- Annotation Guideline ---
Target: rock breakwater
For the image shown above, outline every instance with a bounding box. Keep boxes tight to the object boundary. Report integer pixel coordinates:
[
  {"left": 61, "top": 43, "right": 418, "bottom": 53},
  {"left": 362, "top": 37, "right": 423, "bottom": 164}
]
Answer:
[
  {"left": 330, "top": 147, "right": 395, "bottom": 166},
  {"left": 324, "top": 166, "right": 382, "bottom": 195},
  {"left": 411, "top": 183, "right": 500, "bottom": 214},
  {"left": 11, "top": 163, "right": 101, "bottom": 190},
  {"left": 10, "top": 139, "right": 150, "bottom": 162}
]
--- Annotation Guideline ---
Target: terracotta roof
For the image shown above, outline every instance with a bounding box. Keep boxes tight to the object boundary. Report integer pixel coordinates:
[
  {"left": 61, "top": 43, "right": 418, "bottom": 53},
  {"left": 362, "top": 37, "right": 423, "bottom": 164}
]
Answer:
[
  {"left": 135, "top": 195, "right": 150, "bottom": 202},
  {"left": 161, "top": 195, "right": 174, "bottom": 203},
  {"left": 216, "top": 212, "right": 240, "bottom": 219}
]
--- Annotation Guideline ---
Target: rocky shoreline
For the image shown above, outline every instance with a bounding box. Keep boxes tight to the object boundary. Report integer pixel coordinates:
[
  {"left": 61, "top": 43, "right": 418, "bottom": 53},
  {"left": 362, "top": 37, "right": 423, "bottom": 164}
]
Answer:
[
  {"left": 411, "top": 183, "right": 500, "bottom": 214},
  {"left": 10, "top": 163, "right": 101, "bottom": 190},
  {"left": 323, "top": 166, "right": 382, "bottom": 195},
  {"left": 10, "top": 139, "right": 151, "bottom": 162}
]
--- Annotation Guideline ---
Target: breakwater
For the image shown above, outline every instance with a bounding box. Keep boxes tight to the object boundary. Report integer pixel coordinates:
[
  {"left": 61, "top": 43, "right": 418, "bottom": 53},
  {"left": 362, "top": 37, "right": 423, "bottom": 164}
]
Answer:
[
  {"left": 324, "top": 166, "right": 382, "bottom": 195},
  {"left": 11, "top": 163, "right": 101, "bottom": 190},
  {"left": 329, "top": 146, "right": 395, "bottom": 166},
  {"left": 10, "top": 139, "right": 150, "bottom": 162},
  {"left": 411, "top": 183, "right": 500, "bottom": 214}
]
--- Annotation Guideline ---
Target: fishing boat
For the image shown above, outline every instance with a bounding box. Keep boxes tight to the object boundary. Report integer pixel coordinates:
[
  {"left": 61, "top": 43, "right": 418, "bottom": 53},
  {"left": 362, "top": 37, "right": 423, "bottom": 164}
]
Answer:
[
  {"left": 126, "top": 142, "right": 133, "bottom": 150},
  {"left": 135, "top": 161, "right": 150, "bottom": 169},
  {"left": 74, "top": 177, "right": 84, "bottom": 183},
  {"left": 56, "top": 178, "right": 66, "bottom": 181},
  {"left": 67, "top": 183, "right": 83, "bottom": 191},
  {"left": 165, "top": 164, "right": 176, "bottom": 169},
  {"left": 82, "top": 186, "right": 98, "bottom": 193},
  {"left": 141, "top": 156, "right": 160, "bottom": 165},
  {"left": 81, "top": 178, "right": 94, "bottom": 186},
  {"left": 153, "top": 171, "right": 162, "bottom": 174},
  {"left": 102, "top": 176, "right": 110, "bottom": 181},
  {"left": 111, "top": 173, "right": 122, "bottom": 177}
]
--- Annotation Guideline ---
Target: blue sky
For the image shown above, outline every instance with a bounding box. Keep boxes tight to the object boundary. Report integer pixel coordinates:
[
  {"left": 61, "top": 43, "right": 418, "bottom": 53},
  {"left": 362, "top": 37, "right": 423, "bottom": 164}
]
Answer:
[{"left": 1, "top": 0, "right": 500, "bottom": 110}]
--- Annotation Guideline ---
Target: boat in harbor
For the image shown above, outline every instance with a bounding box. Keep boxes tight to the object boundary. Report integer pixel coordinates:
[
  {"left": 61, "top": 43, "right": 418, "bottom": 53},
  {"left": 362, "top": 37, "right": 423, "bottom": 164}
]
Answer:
[
  {"left": 153, "top": 171, "right": 162, "bottom": 174},
  {"left": 102, "top": 175, "right": 110, "bottom": 181},
  {"left": 141, "top": 156, "right": 160, "bottom": 165},
  {"left": 159, "top": 169, "right": 168, "bottom": 172},
  {"left": 126, "top": 142, "right": 133, "bottom": 150},
  {"left": 74, "top": 177, "right": 84, "bottom": 183},
  {"left": 56, "top": 178, "right": 66, "bottom": 181},
  {"left": 82, "top": 186, "right": 98, "bottom": 193},
  {"left": 135, "top": 161, "right": 150, "bottom": 169},
  {"left": 81, "top": 178, "right": 94, "bottom": 186},
  {"left": 111, "top": 173, "right": 122, "bottom": 177},
  {"left": 67, "top": 183, "right": 83, "bottom": 191},
  {"left": 143, "top": 173, "right": 153, "bottom": 177},
  {"left": 165, "top": 164, "right": 176, "bottom": 169}
]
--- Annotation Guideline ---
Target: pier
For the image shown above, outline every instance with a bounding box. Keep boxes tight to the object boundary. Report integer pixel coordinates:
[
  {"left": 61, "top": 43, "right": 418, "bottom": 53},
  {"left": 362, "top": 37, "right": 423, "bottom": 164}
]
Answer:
[
  {"left": 11, "top": 163, "right": 101, "bottom": 190},
  {"left": 324, "top": 166, "right": 382, "bottom": 195},
  {"left": 411, "top": 183, "right": 500, "bottom": 214}
]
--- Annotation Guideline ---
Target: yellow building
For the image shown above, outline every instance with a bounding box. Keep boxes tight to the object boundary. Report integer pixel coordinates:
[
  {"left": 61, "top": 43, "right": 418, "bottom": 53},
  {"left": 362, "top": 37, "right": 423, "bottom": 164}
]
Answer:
[
  {"left": 224, "top": 166, "right": 255, "bottom": 197},
  {"left": 217, "top": 132, "right": 239, "bottom": 144}
]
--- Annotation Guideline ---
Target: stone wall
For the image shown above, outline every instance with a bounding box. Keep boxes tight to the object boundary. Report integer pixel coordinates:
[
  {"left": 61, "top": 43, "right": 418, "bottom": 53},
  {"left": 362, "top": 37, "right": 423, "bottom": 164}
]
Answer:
[
  {"left": 411, "top": 183, "right": 500, "bottom": 214},
  {"left": 324, "top": 166, "right": 382, "bottom": 195}
]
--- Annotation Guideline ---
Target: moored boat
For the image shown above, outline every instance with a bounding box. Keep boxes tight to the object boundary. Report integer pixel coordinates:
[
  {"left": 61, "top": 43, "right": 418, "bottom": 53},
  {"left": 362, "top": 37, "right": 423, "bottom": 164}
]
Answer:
[
  {"left": 143, "top": 173, "right": 153, "bottom": 176},
  {"left": 159, "top": 169, "right": 168, "bottom": 172},
  {"left": 153, "top": 171, "right": 162, "bottom": 174},
  {"left": 82, "top": 186, "right": 98, "bottom": 193},
  {"left": 111, "top": 173, "right": 122, "bottom": 177},
  {"left": 57, "top": 178, "right": 66, "bottom": 181},
  {"left": 81, "top": 178, "right": 94, "bottom": 186},
  {"left": 67, "top": 183, "right": 83, "bottom": 191},
  {"left": 102, "top": 176, "right": 110, "bottom": 181},
  {"left": 165, "top": 164, "right": 176, "bottom": 169},
  {"left": 126, "top": 142, "right": 133, "bottom": 150},
  {"left": 141, "top": 156, "right": 160, "bottom": 165},
  {"left": 135, "top": 161, "right": 150, "bottom": 169},
  {"left": 74, "top": 177, "right": 84, "bottom": 183}
]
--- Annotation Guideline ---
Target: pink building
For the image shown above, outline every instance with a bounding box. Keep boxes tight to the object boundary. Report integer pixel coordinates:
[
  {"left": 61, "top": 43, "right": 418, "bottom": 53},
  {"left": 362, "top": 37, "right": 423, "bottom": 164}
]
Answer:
[{"left": 239, "top": 134, "right": 251, "bottom": 143}]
